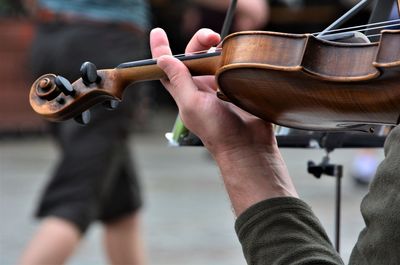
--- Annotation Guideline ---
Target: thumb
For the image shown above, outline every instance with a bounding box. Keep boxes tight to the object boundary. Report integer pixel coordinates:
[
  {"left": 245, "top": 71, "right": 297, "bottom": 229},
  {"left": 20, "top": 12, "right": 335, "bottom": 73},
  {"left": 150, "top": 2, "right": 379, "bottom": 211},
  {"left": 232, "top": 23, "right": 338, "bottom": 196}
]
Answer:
[{"left": 157, "top": 55, "right": 197, "bottom": 105}]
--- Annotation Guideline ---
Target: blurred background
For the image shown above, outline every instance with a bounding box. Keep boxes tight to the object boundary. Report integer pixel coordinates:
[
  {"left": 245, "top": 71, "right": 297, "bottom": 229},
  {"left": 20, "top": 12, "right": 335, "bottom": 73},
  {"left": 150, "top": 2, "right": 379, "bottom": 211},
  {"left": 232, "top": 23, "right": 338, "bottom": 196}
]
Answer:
[{"left": 0, "top": 0, "right": 386, "bottom": 264}]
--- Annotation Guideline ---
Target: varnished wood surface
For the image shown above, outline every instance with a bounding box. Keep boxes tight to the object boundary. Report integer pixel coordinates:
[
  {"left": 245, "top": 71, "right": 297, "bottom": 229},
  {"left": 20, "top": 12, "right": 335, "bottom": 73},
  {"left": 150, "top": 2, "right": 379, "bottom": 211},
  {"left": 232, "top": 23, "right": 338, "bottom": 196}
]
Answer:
[
  {"left": 374, "top": 30, "right": 400, "bottom": 68},
  {"left": 217, "top": 67, "right": 400, "bottom": 130},
  {"left": 216, "top": 30, "right": 400, "bottom": 131}
]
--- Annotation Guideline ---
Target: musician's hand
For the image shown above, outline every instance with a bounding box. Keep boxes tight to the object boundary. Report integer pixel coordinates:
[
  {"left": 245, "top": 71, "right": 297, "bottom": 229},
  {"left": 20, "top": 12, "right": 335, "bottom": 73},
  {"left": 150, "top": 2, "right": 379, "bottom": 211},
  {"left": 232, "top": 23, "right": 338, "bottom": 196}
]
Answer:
[
  {"left": 150, "top": 28, "right": 269, "bottom": 153},
  {"left": 150, "top": 28, "right": 298, "bottom": 216}
]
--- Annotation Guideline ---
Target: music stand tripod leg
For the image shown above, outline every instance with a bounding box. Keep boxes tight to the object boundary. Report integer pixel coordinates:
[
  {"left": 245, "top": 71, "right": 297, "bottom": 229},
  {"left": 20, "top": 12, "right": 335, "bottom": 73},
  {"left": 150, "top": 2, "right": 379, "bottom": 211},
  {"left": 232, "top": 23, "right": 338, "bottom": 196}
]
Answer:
[{"left": 308, "top": 154, "right": 343, "bottom": 253}]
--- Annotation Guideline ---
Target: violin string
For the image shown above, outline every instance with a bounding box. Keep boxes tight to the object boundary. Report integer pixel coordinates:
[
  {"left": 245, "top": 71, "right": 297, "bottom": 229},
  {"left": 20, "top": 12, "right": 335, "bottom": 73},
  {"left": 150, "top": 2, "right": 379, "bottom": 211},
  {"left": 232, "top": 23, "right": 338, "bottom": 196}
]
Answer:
[
  {"left": 365, "top": 33, "right": 383, "bottom": 39},
  {"left": 172, "top": 48, "right": 222, "bottom": 58},
  {"left": 368, "top": 22, "right": 399, "bottom": 32},
  {"left": 313, "top": 19, "right": 400, "bottom": 35},
  {"left": 312, "top": 18, "right": 400, "bottom": 36},
  {"left": 317, "top": 22, "right": 400, "bottom": 41},
  {"left": 118, "top": 48, "right": 223, "bottom": 68},
  {"left": 341, "top": 22, "right": 400, "bottom": 34}
]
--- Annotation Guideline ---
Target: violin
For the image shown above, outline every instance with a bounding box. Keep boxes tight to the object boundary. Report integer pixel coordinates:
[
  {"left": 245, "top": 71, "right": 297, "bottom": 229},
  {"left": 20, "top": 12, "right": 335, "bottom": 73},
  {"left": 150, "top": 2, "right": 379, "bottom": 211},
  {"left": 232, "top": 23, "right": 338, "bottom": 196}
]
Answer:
[{"left": 29, "top": 26, "right": 400, "bottom": 132}]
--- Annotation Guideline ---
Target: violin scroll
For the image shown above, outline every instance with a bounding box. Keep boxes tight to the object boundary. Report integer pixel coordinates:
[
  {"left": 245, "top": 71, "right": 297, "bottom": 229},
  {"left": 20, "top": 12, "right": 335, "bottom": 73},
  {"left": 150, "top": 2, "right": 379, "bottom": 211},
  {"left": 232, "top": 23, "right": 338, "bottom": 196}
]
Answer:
[{"left": 29, "top": 62, "right": 120, "bottom": 123}]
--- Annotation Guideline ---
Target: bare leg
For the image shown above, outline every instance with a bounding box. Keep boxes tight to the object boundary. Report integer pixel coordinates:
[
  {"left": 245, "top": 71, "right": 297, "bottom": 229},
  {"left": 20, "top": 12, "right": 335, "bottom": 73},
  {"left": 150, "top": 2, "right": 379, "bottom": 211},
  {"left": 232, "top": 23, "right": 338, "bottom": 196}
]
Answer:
[
  {"left": 103, "top": 212, "right": 146, "bottom": 265},
  {"left": 19, "top": 217, "right": 81, "bottom": 265}
]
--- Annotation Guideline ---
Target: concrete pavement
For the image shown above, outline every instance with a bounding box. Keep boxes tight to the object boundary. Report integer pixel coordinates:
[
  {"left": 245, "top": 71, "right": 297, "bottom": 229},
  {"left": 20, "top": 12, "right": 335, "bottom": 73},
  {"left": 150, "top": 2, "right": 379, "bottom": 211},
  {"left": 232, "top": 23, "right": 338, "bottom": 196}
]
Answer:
[{"left": 0, "top": 112, "right": 383, "bottom": 264}]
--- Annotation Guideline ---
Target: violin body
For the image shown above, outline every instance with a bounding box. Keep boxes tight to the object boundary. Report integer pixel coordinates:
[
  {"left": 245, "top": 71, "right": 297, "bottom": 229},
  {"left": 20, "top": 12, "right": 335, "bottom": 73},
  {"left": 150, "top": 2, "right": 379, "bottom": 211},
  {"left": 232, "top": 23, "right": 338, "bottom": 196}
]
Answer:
[
  {"left": 30, "top": 29, "right": 400, "bottom": 132},
  {"left": 216, "top": 30, "right": 400, "bottom": 131}
]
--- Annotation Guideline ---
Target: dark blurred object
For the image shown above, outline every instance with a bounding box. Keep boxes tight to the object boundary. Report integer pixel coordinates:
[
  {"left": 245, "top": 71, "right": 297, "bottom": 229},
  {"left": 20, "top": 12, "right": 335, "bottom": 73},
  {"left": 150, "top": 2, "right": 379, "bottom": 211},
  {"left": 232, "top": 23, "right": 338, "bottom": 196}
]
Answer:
[
  {"left": 266, "top": 0, "right": 345, "bottom": 32},
  {"left": 150, "top": 0, "right": 189, "bottom": 53},
  {"left": 0, "top": 2, "right": 45, "bottom": 135},
  {"left": 266, "top": 0, "right": 370, "bottom": 33},
  {"left": 0, "top": 0, "right": 26, "bottom": 16},
  {"left": 182, "top": 3, "right": 225, "bottom": 40}
]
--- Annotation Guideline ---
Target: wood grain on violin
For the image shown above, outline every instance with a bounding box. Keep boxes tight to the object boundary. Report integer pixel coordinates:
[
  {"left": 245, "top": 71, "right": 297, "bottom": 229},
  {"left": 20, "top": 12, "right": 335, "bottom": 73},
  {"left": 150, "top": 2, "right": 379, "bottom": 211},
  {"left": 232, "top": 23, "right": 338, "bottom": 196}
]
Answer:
[{"left": 30, "top": 29, "right": 400, "bottom": 131}]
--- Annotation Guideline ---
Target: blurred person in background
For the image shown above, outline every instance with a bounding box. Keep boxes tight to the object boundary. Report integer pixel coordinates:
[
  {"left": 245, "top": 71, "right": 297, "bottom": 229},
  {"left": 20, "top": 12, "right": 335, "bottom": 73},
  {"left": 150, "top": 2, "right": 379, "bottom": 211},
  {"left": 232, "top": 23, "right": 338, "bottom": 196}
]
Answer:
[
  {"left": 19, "top": 0, "right": 150, "bottom": 264},
  {"left": 18, "top": 1, "right": 267, "bottom": 264}
]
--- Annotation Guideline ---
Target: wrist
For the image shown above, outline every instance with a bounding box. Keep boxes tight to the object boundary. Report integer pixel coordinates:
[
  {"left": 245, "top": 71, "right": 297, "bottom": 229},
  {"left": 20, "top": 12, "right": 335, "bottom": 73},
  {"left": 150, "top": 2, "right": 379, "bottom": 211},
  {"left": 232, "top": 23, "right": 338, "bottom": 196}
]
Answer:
[{"left": 212, "top": 143, "right": 298, "bottom": 216}]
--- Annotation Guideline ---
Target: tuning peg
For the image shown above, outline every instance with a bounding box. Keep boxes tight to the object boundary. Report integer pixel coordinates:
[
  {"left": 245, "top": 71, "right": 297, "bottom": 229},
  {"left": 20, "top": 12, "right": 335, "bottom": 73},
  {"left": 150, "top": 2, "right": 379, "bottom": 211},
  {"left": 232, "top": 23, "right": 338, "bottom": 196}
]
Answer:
[
  {"left": 74, "top": 110, "right": 91, "bottom": 125},
  {"left": 80, "top": 61, "right": 101, "bottom": 86},
  {"left": 103, "top": 100, "right": 119, "bottom": 110},
  {"left": 55, "top": 75, "right": 75, "bottom": 96}
]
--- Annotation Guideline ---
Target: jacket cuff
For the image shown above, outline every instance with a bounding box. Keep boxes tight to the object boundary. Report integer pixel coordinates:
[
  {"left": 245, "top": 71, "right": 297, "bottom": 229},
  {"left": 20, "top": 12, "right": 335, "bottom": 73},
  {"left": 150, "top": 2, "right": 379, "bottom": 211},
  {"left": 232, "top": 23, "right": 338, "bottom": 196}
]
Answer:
[{"left": 235, "top": 196, "right": 313, "bottom": 236}]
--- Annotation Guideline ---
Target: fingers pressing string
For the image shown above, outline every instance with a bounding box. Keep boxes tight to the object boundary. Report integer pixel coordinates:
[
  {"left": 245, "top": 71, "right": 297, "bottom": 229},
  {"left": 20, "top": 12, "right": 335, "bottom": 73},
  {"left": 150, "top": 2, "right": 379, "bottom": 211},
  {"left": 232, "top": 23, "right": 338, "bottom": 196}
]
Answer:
[{"left": 157, "top": 55, "right": 197, "bottom": 106}]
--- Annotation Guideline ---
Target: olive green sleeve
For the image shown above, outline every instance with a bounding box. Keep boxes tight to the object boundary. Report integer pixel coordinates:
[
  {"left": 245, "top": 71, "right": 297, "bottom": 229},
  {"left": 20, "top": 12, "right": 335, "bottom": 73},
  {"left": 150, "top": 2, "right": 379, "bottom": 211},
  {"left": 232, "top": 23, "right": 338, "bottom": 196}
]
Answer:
[
  {"left": 235, "top": 197, "right": 343, "bottom": 265},
  {"left": 348, "top": 125, "right": 400, "bottom": 264}
]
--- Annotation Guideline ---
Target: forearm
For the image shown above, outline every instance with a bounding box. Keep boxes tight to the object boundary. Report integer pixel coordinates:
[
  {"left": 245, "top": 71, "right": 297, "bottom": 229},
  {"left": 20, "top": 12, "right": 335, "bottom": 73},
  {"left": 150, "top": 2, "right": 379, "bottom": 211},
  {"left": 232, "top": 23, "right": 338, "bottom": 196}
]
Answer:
[
  {"left": 349, "top": 125, "right": 400, "bottom": 264},
  {"left": 210, "top": 125, "right": 341, "bottom": 264},
  {"left": 213, "top": 142, "right": 298, "bottom": 216}
]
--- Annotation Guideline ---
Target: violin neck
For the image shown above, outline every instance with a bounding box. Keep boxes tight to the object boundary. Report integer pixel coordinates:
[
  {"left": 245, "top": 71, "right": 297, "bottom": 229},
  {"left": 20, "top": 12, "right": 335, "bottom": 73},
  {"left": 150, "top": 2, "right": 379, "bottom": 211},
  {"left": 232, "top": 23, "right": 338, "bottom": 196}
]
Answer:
[{"left": 114, "top": 51, "right": 221, "bottom": 88}]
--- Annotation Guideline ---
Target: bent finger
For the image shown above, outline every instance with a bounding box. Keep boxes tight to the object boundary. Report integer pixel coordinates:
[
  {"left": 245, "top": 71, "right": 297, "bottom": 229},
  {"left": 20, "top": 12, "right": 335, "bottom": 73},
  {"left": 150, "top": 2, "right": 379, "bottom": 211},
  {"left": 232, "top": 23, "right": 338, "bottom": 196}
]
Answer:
[
  {"left": 157, "top": 55, "right": 197, "bottom": 105},
  {"left": 185, "top": 28, "right": 221, "bottom": 53}
]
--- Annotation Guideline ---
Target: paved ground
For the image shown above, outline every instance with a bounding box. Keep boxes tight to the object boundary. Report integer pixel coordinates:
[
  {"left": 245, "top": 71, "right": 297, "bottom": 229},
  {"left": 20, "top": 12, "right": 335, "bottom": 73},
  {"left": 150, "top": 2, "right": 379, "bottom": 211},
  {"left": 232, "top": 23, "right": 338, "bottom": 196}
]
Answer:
[{"left": 0, "top": 112, "right": 384, "bottom": 265}]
